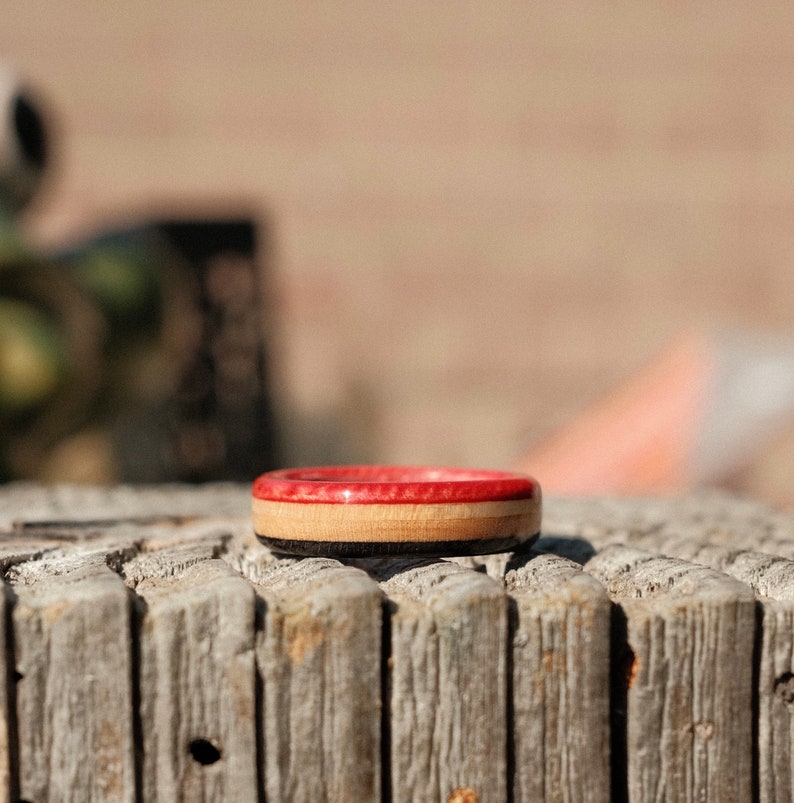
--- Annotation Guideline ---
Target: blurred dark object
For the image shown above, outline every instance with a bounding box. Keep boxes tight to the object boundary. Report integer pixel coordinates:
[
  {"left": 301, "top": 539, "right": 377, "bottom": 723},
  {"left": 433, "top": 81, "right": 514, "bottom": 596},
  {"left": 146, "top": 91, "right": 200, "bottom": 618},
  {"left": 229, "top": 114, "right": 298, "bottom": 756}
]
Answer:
[
  {"left": 0, "top": 69, "right": 279, "bottom": 483},
  {"left": 1, "top": 218, "right": 281, "bottom": 483},
  {"left": 118, "top": 219, "right": 281, "bottom": 482},
  {"left": 0, "top": 66, "right": 48, "bottom": 214}
]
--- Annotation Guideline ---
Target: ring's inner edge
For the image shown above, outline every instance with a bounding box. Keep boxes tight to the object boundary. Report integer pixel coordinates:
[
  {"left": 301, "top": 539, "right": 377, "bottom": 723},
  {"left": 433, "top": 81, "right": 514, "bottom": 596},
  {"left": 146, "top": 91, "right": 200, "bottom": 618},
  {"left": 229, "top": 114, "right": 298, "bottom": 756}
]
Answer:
[{"left": 280, "top": 468, "right": 509, "bottom": 483}]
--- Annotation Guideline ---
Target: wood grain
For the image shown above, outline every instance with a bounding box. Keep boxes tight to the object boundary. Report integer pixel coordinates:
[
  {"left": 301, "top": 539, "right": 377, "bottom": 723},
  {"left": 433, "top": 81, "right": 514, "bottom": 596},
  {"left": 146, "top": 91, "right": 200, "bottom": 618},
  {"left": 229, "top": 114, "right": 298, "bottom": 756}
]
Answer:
[
  {"left": 0, "top": 482, "right": 251, "bottom": 530},
  {"left": 596, "top": 537, "right": 794, "bottom": 803},
  {"left": 541, "top": 494, "right": 794, "bottom": 803},
  {"left": 125, "top": 549, "right": 258, "bottom": 802},
  {"left": 252, "top": 497, "right": 539, "bottom": 544},
  {"left": 226, "top": 543, "right": 384, "bottom": 803},
  {"left": 542, "top": 492, "right": 794, "bottom": 557},
  {"left": 585, "top": 545, "right": 756, "bottom": 803},
  {"left": 371, "top": 558, "right": 508, "bottom": 803},
  {"left": 8, "top": 549, "right": 138, "bottom": 803},
  {"left": 504, "top": 551, "right": 612, "bottom": 803},
  {"left": 664, "top": 546, "right": 794, "bottom": 803},
  {"left": 0, "top": 578, "right": 9, "bottom": 803},
  {"left": 0, "top": 485, "right": 793, "bottom": 801}
]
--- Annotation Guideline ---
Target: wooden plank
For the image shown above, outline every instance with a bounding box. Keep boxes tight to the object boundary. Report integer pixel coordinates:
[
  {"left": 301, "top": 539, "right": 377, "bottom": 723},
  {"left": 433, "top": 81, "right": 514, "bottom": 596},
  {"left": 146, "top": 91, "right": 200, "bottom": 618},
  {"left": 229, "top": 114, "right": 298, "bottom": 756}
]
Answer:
[
  {"left": 543, "top": 493, "right": 794, "bottom": 557},
  {"left": 226, "top": 543, "right": 383, "bottom": 803},
  {"left": 677, "top": 547, "right": 794, "bottom": 803},
  {"left": 8, "top": 549, "right": 138, "bottom": 803},
  {"left": 585, "top": 545, "right": 756, "bottom": 803},
  {"left": 0, "top": 526, "right": 56, "bottom": 803},
  {"left": 0, "top": 509, "right": 250, "bottom": 803},
  {"left": 125, "top": 548, "right": 258, "bottom": 802},
  {"left": 2, "top": 483, "right": 794, "bottom": 803},
  {"left": 0, "top": 580, "right": 9, "bottom": 803},
  {"left": 533, "top": 496, "right": 794, "bottom": 803},
  {"left": 754, "top": 589, "right": 794, "bottom": 803},
  {"left": 615, "top": 541, "right": 794, "bottom": 803},
  {"left": 503, "top": 551, "right": 612, "bottom": 803},
  {"left": 0, "top": 482, "right": 251, "bottom": 530},
  {"left": 373, "top": 558, "right": 508, "bottom": 803}
]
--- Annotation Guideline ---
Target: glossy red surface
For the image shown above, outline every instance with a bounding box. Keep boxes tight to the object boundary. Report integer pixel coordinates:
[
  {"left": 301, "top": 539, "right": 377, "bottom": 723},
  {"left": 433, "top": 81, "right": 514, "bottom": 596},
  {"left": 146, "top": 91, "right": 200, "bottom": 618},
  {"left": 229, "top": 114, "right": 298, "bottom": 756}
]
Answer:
[{"left": 252, "top": 465, "right": 540, "bottom": 505}]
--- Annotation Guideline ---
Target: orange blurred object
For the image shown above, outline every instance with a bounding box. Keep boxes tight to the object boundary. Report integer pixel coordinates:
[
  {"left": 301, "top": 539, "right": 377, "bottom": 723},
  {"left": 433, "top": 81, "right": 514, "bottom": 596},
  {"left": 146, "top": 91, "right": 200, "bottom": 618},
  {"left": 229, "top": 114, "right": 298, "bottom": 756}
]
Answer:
[{"left": 515, "top": 328, "right": 794, "bottom": 507}]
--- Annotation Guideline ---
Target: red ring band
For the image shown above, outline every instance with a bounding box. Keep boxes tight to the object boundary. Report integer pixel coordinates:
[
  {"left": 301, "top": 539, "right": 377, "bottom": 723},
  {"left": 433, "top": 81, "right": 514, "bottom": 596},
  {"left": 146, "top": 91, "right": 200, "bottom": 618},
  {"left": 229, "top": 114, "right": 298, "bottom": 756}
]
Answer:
[
  {"left": 252, "top": 465, "right": 542, "bottom": 557},
  {"left": 252, "top": 465, "right": 539, "bottom": 505}
]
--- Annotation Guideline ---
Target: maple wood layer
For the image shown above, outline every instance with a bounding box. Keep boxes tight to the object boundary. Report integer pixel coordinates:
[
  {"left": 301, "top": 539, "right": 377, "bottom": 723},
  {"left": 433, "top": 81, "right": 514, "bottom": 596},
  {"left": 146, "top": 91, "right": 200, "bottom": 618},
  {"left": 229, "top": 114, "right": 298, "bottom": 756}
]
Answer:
[{"left": 252, "top": 498, "right": 541, "bottom": 543}]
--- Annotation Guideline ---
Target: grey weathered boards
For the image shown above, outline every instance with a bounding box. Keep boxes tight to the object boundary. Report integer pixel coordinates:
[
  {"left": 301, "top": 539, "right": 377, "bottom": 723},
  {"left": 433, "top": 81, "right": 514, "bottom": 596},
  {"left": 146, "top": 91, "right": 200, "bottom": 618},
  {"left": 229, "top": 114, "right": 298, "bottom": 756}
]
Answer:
[
  {"left": 227, "top": 544, "right": 383, "bottom": 801},
  {"left": 504, "top": 553, "right": 611, "bottom": 803},
  {"left": 545, "top": 495, "right": 794, "bottom": 803},
  {"left": 376, "top": 559, "right": 509, "bottom": 800},
  {"left": 0, "top": 485, "right": 792, "bottom": 801},
  {"left": 586, "top": 546, "right": 755, "bottom": 803}
]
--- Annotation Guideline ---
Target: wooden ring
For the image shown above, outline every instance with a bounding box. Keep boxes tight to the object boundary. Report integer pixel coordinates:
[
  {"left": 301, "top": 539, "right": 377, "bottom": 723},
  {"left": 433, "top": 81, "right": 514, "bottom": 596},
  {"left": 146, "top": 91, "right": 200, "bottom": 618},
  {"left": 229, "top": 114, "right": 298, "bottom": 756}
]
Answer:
[{"left": 252, "top": 465, "right": 542, "bottom": 557}]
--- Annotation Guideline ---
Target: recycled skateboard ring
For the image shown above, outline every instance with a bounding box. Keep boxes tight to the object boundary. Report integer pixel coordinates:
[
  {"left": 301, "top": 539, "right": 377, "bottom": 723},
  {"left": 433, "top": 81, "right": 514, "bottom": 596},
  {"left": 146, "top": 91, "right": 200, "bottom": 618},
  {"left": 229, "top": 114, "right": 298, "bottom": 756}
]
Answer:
[{"left": 252, "top": 465, "right": 542, "bottom": 557}]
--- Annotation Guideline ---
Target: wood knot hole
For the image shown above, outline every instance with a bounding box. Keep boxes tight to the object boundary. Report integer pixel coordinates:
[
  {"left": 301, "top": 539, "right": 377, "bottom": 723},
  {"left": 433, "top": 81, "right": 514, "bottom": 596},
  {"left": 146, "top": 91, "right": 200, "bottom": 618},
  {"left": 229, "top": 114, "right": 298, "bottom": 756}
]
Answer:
[
  {"left": 774, "top": 672, "right": 794, "bottom": 706},
  {"left": 189, "top": 738, "right": 221, "bottom": 765},
  {"left": 616, "top": 642, "right": 638, "bottom": 690}
]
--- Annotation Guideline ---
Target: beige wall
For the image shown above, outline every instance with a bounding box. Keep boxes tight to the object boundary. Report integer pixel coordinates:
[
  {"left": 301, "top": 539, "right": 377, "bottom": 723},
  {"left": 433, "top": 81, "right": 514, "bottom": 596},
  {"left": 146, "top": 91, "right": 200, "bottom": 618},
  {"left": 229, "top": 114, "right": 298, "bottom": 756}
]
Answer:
[{"left": 4, "top": 2, "right": 794, "bottom": 469}]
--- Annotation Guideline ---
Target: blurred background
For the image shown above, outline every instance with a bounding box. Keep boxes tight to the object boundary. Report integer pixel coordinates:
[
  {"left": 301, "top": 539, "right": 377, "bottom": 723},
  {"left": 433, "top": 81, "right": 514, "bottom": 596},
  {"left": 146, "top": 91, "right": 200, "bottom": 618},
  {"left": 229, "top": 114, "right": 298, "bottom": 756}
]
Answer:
[{"left": 1, "top": 3, "right": 793, "bottom": 507}]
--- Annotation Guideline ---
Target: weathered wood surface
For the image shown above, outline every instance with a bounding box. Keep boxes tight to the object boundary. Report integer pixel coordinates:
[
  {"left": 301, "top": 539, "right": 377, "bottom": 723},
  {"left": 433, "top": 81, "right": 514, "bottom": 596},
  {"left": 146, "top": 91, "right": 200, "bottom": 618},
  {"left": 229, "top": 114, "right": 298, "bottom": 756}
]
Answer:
[
  {"left": 9, "top": 549, "right": 138, "bottom": 803},
  {"left": 0, "top": 484, "right": 793, "bottom": 802},
  {"left": 544, "top": 495, "right": 794, "bottom": 803},
  {"left": 502, "top": 552, "right": 612, "bottom": 803},
  {"left": 585, "top": 546, "right": 755, "bottom": 803},
  {"left": 226, "top": 544, "right": 383, "bottom": 803},
  {"left": 373, "top": 558, "right": 507, "bottom": 802},
  {"left": 128, "top": 548, "right": 259, "bottom": 802}
]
